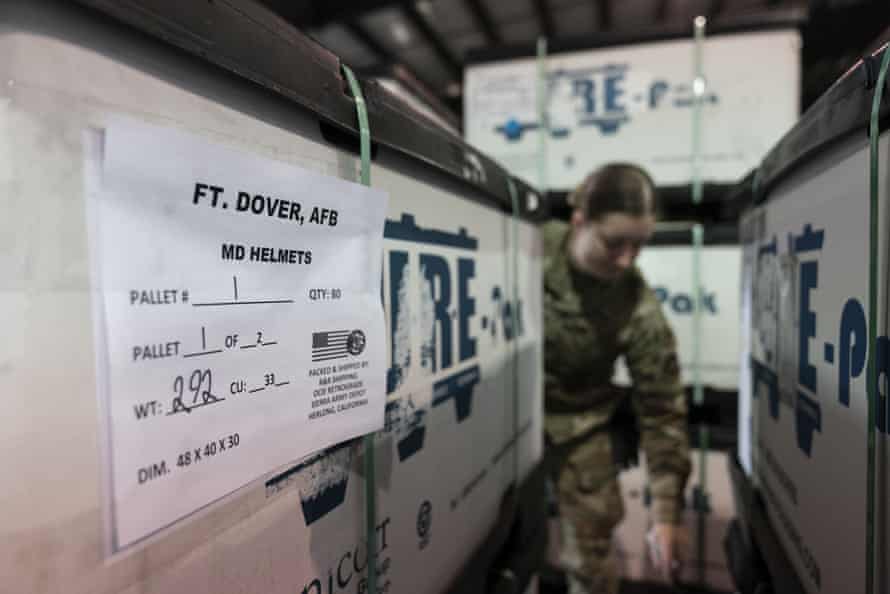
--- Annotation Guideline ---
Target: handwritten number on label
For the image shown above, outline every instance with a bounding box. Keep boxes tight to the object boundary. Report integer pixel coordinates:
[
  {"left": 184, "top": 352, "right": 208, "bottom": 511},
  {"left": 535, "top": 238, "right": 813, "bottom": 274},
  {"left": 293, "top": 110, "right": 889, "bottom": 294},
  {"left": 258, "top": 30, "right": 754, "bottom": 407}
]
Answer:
[{"left": 172, "top": 369, "right": 214, "bottom": 413}]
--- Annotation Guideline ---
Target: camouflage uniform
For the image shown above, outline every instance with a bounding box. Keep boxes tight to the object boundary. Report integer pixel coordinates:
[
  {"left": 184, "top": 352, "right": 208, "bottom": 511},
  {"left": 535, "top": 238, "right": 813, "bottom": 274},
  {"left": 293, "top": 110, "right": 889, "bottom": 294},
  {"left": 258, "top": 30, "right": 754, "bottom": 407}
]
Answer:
[{"left": 542, "top": 220, "right": 691, "bottom": 593}]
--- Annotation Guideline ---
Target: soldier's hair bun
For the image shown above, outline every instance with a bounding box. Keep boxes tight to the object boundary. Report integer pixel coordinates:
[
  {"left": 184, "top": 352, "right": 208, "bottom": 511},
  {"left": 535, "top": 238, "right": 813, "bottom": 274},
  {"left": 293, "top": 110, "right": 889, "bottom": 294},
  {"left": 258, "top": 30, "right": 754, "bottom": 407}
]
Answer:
[{"left": 571, "top": 163, "right": 659, "bottom": 221}]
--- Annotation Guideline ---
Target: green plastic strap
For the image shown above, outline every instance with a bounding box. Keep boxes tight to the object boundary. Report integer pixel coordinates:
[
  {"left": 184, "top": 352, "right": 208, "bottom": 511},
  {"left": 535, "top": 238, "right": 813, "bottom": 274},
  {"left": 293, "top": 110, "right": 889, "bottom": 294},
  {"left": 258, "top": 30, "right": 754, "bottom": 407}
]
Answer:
[
  {"left": 521, "top": 35, "right": 544, "bottom": 487},
  {"left": 691, "top": 17, "right": 706, "bottom": 206},
  {"left": 343, "top": 66, "right": 372, "bottom": 186},
  {"left": 537, "top": 37, "right": 549, "bottom": 192},
  {"left": 341, "top": 64, "right": 377, "bottom": 594},
  {"left": 866, "top": 45, "right": 889, "bottom": 594},
  {"left": 692, "top": 223, "right": 704, "bottom": 407},
  {"left": 693, "top": 220, "right": 708, "bottom": 586},
  {"left": 690, "top": 16, "right": 709, "bottom": 587},
  {"left": 507, "top": 178, "right": 521, "bottom": 485},
  {"left": 752, "top": 167, "right": 763, "bottom": 201},
  {"left": 690, "top": 17, "right": 706, "bottom": 409}
]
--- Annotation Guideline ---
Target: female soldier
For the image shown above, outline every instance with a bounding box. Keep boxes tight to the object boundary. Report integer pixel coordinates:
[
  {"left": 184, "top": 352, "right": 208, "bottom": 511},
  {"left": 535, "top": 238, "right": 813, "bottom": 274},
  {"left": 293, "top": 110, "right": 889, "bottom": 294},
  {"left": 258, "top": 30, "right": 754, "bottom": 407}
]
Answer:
[{"left": 543, "top": 163, "right": 691, "bottom": 593}]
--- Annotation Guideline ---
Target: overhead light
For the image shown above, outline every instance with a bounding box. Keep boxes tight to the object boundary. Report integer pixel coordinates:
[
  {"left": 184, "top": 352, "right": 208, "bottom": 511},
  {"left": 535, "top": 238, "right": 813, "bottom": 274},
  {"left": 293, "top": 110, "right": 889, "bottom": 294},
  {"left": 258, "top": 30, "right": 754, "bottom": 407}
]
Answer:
[{"left": 390, "top": 21, "right": 412, "bottom": 46}]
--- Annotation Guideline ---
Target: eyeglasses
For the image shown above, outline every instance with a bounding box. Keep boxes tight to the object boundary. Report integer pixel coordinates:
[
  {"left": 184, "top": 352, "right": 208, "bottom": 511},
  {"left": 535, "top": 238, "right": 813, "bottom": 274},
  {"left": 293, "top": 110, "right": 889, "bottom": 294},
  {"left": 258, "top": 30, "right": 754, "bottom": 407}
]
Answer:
[{"left": 594, "top": 226, "right": 650, "bottom": 254}]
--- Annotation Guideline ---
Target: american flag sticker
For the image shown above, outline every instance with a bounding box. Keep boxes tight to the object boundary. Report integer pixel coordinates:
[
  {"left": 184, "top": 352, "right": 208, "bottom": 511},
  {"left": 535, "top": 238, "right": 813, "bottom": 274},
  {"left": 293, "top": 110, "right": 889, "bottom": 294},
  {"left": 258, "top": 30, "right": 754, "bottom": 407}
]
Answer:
[{"left": 312, "top": 330, "right": 352, "bottom": 362}]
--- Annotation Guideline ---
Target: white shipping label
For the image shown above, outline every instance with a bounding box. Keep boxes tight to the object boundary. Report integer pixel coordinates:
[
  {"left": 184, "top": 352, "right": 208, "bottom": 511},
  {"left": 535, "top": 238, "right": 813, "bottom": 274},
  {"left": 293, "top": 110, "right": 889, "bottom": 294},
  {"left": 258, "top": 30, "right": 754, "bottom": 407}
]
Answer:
[{"left": 88, "top": 120, "right": 388, "bottom": 550}]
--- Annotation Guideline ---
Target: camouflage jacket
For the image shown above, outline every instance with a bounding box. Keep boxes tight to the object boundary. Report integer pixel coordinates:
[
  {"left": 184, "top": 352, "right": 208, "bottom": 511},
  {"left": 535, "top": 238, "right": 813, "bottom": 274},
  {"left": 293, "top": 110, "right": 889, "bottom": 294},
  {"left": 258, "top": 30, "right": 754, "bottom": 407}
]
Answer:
[{"left": 542, "top": 220, "right": 691, "bottom": 523}]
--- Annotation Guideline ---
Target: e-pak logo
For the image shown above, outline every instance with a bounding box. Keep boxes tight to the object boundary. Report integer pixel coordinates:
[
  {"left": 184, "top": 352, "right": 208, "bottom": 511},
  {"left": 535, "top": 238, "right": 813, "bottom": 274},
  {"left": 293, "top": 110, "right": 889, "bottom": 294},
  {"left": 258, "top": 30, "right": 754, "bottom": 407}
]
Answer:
[
  {"left": 495, "top": 63, "right": 719, "bottom": 141},
  {"left": 264, "top": 440, "right": 354, "bottom": 526},
  {"left": 653, "top": 286, "right": 718, "bottom": 315},
  {"left": 750, "top": 223, "right": 890, "bottom": 457},
  {"left": 383, "top": 398, "right": 428, "bottom": 462},
  {"left": 383, "top": 214, "right": 524, "bottom": 422}
]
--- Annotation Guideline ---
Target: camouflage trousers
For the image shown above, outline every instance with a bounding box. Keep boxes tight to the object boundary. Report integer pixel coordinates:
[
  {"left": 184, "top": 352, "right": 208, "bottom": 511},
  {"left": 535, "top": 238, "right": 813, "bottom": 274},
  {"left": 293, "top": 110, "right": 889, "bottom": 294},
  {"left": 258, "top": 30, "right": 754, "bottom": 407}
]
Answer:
[{"left": 554, "top": 430, "right": 624, "bottom": 594}]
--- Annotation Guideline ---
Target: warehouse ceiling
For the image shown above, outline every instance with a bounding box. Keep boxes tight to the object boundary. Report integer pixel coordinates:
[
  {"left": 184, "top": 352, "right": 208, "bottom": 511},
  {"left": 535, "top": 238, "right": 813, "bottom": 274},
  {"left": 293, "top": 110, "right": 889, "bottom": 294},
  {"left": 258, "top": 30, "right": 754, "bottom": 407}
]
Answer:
[{"left": 262, "top": 0, "right": 888, "bottom": 128}]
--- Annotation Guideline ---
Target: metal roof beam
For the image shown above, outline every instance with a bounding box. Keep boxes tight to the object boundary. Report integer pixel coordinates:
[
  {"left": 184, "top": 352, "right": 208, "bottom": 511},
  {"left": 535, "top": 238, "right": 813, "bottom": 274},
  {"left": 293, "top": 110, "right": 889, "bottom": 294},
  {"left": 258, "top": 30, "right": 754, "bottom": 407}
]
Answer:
[
  {"left": 260, "top": 0, "right": 399, "bottom": 29},
  {"left": 344, "top": 21, "right": 454, "bottom": 110},
  {"left": 400, "top": 1, "right": 462, "bottom": 81},
  {"left": 342, "top": 19, "right": 398, "bottom": 64},
  {"left": 464, "top": 0, "right": 502, "bottom": 44}
]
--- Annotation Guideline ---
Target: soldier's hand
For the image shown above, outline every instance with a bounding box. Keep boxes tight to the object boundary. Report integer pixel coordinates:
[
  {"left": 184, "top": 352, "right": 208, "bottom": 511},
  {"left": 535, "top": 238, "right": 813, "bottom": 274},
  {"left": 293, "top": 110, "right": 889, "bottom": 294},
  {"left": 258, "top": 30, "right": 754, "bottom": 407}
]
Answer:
[{"left": 649, "top": 522, "right": 688, "bottom": 583}]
